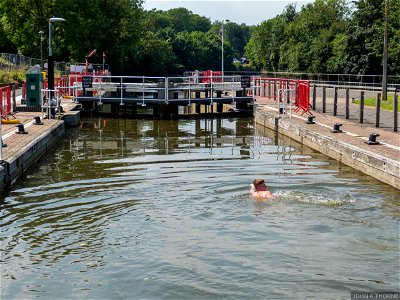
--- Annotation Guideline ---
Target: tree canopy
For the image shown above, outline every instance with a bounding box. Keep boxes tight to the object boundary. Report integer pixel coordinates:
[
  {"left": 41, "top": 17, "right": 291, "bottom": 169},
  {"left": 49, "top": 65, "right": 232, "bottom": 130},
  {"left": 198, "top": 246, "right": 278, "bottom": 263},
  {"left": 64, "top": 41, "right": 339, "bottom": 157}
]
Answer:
[
  {"left": 0, "top": 0, "right": 398, "bottom": 76},
  {"left": 245, "top": 0, "right": 399, "bottom": 75}
]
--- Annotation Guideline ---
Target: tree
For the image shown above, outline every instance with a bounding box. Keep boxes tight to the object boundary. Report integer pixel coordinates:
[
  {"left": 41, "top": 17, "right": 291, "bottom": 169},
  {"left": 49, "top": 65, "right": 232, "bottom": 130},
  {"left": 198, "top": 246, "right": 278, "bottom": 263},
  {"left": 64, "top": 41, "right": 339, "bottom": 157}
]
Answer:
[
  {"left": 245, "top": 4, "right": 296, "bottom": 71},
  {"left": 170, "top": 31, "right": 233, "bottom": 71},
  {"left": 144, "top": 7, "right": 211, "bottom": 34},
  {"left": 135, "top": 31, "right": 175, "bottom": 76},
  {"left": 344, "top": 0, "right": 384, "bottom": 75},
  {"left": 209, "top": 21, "right": 252, "bottom": 59},
  {"left": 0, "top": 0, "right": 144, "bottom": 74}
]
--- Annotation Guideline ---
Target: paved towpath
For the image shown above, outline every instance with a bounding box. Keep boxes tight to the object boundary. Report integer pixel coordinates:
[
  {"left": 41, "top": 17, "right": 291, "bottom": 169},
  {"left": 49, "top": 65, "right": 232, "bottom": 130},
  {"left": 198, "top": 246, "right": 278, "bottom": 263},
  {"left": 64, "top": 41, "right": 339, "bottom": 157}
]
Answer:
[{"left": 255, "top": 96, "right": 400, "bottom": 165}]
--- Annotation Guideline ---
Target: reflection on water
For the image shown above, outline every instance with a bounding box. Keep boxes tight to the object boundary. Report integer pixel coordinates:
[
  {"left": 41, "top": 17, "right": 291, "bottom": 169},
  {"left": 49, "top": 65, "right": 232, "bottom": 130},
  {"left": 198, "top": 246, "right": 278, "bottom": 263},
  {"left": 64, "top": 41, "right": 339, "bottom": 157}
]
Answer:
[{"left": 1, "top": 117, "right": 399, "bottom": 299}]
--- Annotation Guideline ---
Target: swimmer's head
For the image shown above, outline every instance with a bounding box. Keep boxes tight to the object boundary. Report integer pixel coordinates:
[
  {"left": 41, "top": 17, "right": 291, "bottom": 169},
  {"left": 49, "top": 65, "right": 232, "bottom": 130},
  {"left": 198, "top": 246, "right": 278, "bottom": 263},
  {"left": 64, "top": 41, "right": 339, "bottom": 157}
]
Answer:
[{"left": 253, "top": 179, "right": 267, "bottom": 191}]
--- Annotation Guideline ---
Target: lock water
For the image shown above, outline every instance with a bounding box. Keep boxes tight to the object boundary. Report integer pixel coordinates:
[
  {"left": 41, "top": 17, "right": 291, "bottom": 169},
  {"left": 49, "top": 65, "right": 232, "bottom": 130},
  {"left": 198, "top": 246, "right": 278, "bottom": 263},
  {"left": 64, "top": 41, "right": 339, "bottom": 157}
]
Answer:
[{"left": 1, "top": 117, "right": 399, "bottom": 299}]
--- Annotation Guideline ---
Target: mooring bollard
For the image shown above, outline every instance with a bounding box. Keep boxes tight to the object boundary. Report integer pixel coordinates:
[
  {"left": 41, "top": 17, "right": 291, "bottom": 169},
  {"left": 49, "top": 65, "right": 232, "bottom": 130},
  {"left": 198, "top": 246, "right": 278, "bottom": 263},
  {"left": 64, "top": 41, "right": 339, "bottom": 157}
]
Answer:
[
  {"left": 33, "top": 116, "right": 44, "bottom": 125},
  {"left": 15, "top": 124, "right": 28, "bottom": 134},
  {"left": 331, "top": 123, "right": 343, "bottom": 133},
  {"left": 364, "top": 133, "right": 380, "bottom": 145},
  {"left": 305, "top": 116, "right": 315, "bottom": 124}
]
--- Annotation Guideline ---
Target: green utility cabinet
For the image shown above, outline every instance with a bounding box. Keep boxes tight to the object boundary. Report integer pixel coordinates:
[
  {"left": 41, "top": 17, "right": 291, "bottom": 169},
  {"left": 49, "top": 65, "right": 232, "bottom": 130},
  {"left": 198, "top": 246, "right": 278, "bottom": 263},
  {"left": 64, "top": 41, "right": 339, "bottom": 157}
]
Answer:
[{"left": 26, "top": 65, "right": 42, "bottom": 106}]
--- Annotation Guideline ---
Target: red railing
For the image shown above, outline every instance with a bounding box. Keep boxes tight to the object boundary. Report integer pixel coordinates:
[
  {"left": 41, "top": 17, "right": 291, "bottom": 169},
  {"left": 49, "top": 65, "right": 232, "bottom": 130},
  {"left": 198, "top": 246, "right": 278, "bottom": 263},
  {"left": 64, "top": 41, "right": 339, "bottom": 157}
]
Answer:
[
  {"left": 0, "top": 85, "right": 12, "bottom": 118},
  {"left": 188, "top": 70, "right": 222, "bottom": 84},
  {"left": 255, "top": 77, "right": 312, "bottom": 115}
]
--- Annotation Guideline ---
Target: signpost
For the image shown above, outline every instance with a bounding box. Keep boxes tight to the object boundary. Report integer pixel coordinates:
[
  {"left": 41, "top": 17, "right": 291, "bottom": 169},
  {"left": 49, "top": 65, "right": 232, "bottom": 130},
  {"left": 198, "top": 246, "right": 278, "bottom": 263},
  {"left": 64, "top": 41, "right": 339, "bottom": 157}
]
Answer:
[
  {"left": 82, "top": 76, "right": 93, "bottom": 89},
  {"left": 82, "top": 76, "right": 93, "bottom": 97},
  {"left": 241, "top": 76, "right": 251, "bottom": 88}
]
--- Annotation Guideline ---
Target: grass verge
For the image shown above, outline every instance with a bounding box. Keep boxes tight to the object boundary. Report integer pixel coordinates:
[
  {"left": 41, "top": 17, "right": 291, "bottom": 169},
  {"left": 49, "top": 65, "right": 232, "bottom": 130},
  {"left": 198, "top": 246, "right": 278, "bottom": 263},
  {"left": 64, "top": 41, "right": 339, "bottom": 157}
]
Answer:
[{"left": 353, "top": 95, "right": 399, "bottom": 112}]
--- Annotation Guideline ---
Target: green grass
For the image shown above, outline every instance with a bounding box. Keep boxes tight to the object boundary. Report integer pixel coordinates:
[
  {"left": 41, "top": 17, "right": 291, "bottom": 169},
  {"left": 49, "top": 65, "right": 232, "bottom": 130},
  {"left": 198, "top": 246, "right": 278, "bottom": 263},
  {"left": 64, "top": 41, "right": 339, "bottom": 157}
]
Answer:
[
  {"left": 353, "top": 95, "right": 400, "bottom": 112},
  {"left": 0, "top": 68, "right": 26, "bottom": 85}
]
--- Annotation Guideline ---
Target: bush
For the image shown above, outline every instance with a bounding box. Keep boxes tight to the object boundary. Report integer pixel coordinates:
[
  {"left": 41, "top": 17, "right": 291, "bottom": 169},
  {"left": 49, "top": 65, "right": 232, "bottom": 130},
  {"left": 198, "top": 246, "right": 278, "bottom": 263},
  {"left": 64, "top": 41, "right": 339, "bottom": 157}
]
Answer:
[{"left": 0, "top": 68, "right": 26, "bottom": 85}]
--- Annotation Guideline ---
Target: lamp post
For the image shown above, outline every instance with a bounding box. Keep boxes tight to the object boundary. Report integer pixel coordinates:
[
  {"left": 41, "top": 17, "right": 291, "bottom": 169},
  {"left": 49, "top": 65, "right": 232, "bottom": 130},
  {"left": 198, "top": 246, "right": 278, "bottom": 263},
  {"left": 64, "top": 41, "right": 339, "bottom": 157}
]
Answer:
[
  {"left": 221, "top": 19, "right": 229, "bottom": 79},
  {"left": 382, "top": 0, "right": 389, "bottom": 101},
  {"left": 48, "top": 17, "right": 65, "bottom": 97},
  {"left": 39, "top": 30, "right": 44, "bottom": 69}
]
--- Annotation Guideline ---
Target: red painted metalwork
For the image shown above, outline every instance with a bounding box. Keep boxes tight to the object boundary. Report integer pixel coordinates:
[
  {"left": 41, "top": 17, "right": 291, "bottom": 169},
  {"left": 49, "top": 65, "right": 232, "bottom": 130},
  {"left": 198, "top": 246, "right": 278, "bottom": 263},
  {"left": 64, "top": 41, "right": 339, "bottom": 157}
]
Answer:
[
  {"left": 0, "top": 86, "right": 12, "bottom": 118},
  {"left": 255, "top": 77, "right": 312, "bottom": 115}
]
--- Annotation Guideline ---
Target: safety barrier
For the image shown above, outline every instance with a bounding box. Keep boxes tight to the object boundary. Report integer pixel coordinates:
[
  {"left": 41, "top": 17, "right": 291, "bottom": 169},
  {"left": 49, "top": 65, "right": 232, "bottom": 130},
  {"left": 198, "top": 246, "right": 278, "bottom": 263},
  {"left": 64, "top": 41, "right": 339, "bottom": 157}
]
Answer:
[
  {"left": 187, "top": 70, "right": 222, "bottom": 84},
  {"left": 20, "top": 73, "right": 254, "bottom": 110},
  {"left": 295, "top": 81, "right": 310, "bottom": 114},
  {"left": 0, "top": 85, "right": 12, "bottom": 118},
  {"left": 254, "top": 77, "right": 311, "bottom": 115}
]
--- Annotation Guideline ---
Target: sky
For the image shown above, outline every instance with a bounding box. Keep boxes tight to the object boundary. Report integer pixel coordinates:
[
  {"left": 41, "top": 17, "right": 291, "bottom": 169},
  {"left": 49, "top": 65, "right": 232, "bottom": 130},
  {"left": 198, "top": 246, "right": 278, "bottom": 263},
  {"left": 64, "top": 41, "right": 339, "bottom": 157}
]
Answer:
[{"left": 142, "top": 0, "right": 314, "bottom": 26}]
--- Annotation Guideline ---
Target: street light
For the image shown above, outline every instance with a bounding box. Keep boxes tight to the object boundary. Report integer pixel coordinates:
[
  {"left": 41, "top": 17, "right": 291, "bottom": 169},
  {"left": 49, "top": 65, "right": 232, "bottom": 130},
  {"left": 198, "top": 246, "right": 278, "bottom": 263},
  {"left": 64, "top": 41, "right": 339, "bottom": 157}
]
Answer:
[
  {"left": 48, "top": 17, "right": 65, "bottom": 97},
  {"left": 39, "top": 30, "right": 44, "bottom": 69},
  {"left": 382, "top": 0, "right": 389, "bottom": 101},
  {"left": 221, "top": 19, "right": 229, "bottom": 79}
]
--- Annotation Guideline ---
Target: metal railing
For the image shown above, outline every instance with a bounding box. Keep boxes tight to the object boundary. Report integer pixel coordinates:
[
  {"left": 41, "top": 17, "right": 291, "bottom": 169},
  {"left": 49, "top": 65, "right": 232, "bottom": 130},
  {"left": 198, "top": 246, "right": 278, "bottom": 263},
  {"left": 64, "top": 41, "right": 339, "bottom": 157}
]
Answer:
[
  {"left": 59, "top": 74, "right": 252, "bottom": 105},
  {"left": 261, "top": 70, "right": 400, "bottom": 90}
]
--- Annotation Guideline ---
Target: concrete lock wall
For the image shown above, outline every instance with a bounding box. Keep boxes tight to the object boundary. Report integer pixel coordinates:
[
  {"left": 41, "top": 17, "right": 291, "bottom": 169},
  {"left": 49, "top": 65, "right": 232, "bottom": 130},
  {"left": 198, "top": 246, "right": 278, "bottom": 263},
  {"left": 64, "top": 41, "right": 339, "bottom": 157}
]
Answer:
[{"left": 254, "top": 109, "right": 400, "bottom": 189}]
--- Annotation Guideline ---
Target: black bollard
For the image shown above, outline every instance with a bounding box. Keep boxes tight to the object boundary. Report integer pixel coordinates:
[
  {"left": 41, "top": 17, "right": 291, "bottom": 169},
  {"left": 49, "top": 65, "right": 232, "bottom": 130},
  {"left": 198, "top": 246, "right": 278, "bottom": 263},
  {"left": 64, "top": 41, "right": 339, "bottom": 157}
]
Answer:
[
  {"left": 364, "top": 133, "right": 380, "bottom": 145},
  {"left": 331, "top": 123, "right": 343, "bottom": 133},
  {"left": 1, "top": 139, "right": 7, "bottom": 147},
  {"left": 279, "top": 107, "right": 285, "bottom": 114},
  {"left": 306, "top": 116, "right": 315, "bottom": 124},
  {"left": 33, "top": 116, "right": 44, "bottom": 125},
  {"left": 15, "top": 124, "right": 28, "bottom": 134}
]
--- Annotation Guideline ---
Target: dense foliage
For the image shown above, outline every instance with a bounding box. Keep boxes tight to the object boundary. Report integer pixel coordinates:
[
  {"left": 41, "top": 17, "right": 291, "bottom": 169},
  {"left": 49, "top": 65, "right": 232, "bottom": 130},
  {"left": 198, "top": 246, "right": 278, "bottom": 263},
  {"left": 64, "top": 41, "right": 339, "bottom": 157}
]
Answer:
[
  {"left": 246, "top": 0, "right": 399, "bottom": 75},
  {"left": 0, "top": 0, "right": 398, "bottom": 76}
]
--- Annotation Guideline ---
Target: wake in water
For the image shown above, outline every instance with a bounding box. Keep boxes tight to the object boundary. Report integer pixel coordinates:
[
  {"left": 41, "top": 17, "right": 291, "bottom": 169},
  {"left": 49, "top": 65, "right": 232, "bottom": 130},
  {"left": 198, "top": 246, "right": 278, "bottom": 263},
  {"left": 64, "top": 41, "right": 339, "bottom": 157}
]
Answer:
[
  {"left": 273, "top": 190, "right": 355, "bottom": 206},
  {"left": 234, "top": 188, "right": 354, "bottom": 207}
]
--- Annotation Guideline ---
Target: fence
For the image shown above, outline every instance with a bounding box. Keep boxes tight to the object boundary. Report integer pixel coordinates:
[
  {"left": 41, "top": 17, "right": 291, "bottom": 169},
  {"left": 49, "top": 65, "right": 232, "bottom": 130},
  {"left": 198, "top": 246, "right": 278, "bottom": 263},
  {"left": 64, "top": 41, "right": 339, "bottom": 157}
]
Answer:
[
  {"left": 0, "top": 53, "right": 41, "bottom": 70},
  {"left": 0, "top": 86, "right": 12, "bottom": 118},
  {"left": 252, "top": 77, "right": 311, "bottom": 115},
  {"left": 261, "top": 70, "right": 400, "bottom": 90},
  {"left": 311, "top": 84, "right": 398, "bottom": 132}
]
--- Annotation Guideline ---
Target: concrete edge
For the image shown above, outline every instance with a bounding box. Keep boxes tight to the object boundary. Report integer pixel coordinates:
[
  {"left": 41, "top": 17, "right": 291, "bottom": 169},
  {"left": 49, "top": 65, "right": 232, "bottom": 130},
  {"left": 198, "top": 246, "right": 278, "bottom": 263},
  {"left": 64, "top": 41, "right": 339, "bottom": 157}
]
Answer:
[
  {"left": 5, "top": 122, "right": 65, "bottom": 187},
  {"left": 255, "top": 109, "right": 400, "bottom": 190}
]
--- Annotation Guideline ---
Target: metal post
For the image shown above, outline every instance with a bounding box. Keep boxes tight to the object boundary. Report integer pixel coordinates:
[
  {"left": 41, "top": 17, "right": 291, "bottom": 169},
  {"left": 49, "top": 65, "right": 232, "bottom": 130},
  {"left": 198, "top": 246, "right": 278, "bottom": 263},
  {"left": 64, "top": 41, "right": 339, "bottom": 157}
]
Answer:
[
  {"left": 394, "top": 93, "right": 398, "bottom": 132},
  {"left": 48, "top": 21, "right": 54, "bottom": 96},
  {"left": 142, "top": 76, "right": 145, "bottom": 106},
  {"left": 359, "top": 91, "right": 364, "bottom": 123},
  {"left": 48, "top": 17, "right": 65, "bottom": 99},
  {"left": 333, "top": 86, "right": 338, "bottom": 116},
  {"left": 268, "top": 80, "right": 271, "bottom": 98},
  {"left": 382, "top": 0, "right": 389, "bottom": 101},
  {"left": 39, "top": 30, "right": 44, "bottom": 69},
  {"left": 12, "top": 85, "right": 16, "bottom": 112},
  {"left": 221, "top": 19, "right": 229, "bottom": 79},
  {"left": 120, "top": 76, "right": 123, "bottom": 105},
  {"left": 0, "top": 124, "right": 3, "bottom": 161},
  {"left": 375, "top": 93, "right": 381, "bottom": 127},
  {"left": 345, "top": 88, "right": 349, "bottom": 119},
  {"left": 221, "top": 21, "right": 224, "bottom": 77},
  {"left": 322, "top": 86, "right": 326, "bottom": 113},
  {"left": 165, "top": 77, "right": 168, "bottom": 103},
  {"left": 312, "top": 84, "right": 316, "bottom": 110}
]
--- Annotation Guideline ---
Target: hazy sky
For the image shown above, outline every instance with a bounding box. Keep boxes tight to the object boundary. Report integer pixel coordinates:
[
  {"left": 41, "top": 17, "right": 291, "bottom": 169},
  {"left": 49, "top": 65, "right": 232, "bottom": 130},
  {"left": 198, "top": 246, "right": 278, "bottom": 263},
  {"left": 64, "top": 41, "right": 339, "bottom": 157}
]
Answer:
[{"left": 142, "top": 0, "right": 314, "bottom": 26}]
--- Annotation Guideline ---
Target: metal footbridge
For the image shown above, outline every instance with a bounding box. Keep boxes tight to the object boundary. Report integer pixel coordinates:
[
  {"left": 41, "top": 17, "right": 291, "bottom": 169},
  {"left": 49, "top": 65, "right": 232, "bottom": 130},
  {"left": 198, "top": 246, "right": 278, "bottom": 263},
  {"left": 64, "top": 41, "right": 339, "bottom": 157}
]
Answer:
[{"left": 66, "top": 74, "right": 254, "bottom": 107}]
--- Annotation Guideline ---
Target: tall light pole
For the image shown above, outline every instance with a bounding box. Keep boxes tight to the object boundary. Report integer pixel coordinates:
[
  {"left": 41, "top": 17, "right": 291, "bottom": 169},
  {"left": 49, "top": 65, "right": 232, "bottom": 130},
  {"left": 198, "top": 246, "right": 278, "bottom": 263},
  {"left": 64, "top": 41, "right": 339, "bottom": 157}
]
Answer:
[
  {"left": 382, "top": 0, "right": 389, "bottom": 101},
  {"left": 48, "top": 17, "right": 65, "bottom": 97},
  {"left": 221, "top": 19, "right": 229, "bottom": 78},
  {"left": 39, "top": 30, "right": 44, "bottom": 69}
]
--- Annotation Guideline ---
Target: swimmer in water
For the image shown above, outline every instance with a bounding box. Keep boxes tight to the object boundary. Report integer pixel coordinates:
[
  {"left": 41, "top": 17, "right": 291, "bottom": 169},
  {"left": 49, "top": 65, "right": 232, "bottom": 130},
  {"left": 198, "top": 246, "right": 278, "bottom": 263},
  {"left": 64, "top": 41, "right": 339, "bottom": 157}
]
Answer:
[{"left": 250, "top": 179, "right": 273, "bottom": 199}]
